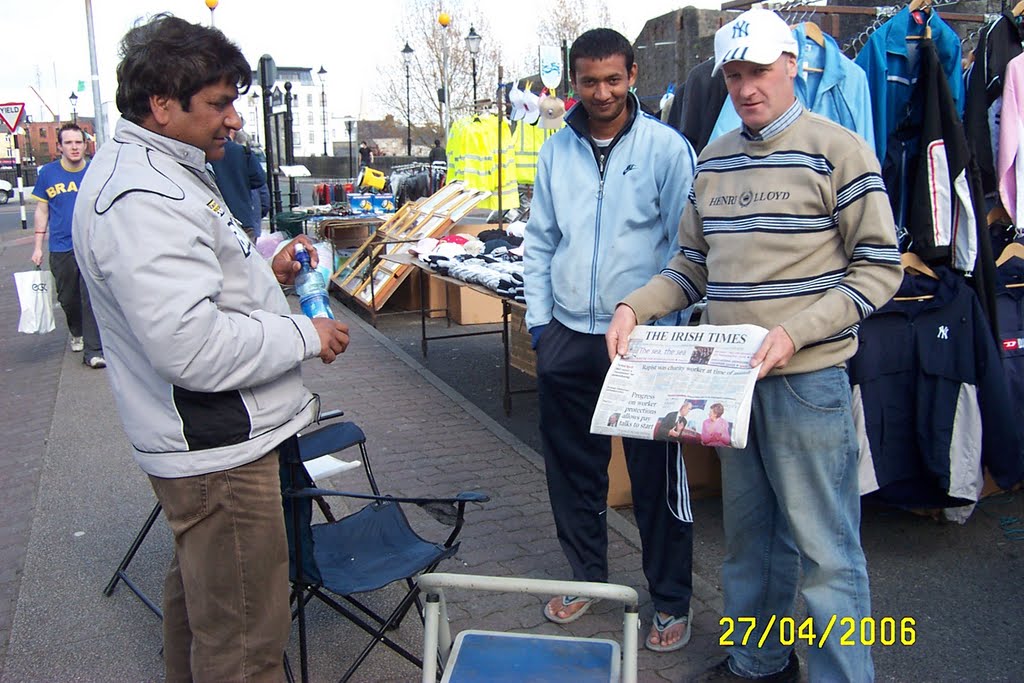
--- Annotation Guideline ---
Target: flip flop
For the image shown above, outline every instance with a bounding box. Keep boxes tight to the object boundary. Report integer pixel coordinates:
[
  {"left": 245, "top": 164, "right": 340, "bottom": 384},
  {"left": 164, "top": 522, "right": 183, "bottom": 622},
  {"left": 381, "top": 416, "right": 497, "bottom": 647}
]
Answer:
[
  {"left": 645, "top": 606, "right": 693, "bottom": 652},
  {"left": 543, "top": 595, "right": 598, "bottom": 624}
]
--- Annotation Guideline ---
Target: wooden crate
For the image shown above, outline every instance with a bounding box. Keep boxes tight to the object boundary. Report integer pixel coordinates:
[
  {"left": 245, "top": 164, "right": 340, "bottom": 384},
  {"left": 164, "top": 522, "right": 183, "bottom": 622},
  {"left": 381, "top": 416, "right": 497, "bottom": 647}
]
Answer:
[{"left": 508, "top": 304, "right": 536, "bottom": 377}]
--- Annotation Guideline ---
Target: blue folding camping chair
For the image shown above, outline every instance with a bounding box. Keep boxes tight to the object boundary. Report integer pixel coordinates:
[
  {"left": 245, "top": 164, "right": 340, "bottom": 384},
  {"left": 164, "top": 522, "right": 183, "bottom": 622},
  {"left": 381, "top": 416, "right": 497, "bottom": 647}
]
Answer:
[{"left": 280, "top": 425, "right": 489, "bottom": 683}]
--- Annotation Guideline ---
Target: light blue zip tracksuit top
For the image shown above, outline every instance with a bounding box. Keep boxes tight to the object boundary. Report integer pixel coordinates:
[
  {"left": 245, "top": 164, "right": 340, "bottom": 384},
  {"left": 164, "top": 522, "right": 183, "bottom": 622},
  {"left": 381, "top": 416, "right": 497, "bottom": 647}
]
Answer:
[
  {"left": 524, "top": 92, "right": 696, "bottom": 334},
  {"left": 709, "top": 24, "right": 875, "bottom": 150}
]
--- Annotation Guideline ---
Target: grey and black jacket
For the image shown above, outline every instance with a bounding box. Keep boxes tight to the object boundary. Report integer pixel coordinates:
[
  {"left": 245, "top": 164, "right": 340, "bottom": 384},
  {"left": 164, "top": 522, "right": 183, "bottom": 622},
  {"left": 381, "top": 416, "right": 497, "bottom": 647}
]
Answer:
[{"left": 74, "top": 119, "right": 322, "bottom": 478}]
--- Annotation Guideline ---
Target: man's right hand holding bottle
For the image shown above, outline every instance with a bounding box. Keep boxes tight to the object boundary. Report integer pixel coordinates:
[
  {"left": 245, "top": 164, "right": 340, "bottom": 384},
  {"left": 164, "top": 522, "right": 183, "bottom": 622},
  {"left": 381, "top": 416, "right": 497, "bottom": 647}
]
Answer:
[{"left": 312, "top": 318, "right": 349, "bottom": 364}]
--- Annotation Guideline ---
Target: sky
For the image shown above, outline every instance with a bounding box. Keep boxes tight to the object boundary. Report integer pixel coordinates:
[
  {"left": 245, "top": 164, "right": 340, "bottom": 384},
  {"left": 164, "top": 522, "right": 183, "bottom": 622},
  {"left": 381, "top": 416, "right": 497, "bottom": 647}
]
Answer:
[{"left": 0, "top": 0, "right": 716, "bottom": 129}]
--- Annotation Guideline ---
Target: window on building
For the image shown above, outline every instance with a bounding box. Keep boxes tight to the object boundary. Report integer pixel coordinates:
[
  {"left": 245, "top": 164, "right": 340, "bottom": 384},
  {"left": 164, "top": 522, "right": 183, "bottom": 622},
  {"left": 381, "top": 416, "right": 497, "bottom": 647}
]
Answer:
[
  {"left": 307, "top": 112, "right": 314, "bottom": 126},
  {"left": 309, "top": 130, "right": 315, "bottom": 144},
  {"left": 307, "top": 94, "right": 314, "bottom": 107},
  {"left": 40, "top": 128, "right": 47, "bottom": 139}
]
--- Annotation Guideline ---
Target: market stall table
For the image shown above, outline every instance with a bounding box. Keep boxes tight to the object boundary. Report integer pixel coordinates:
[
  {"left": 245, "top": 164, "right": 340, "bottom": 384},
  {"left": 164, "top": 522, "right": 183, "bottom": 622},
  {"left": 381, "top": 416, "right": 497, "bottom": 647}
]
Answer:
[{"left": 380, "top": 253, "right": 534, "bottom": 414}]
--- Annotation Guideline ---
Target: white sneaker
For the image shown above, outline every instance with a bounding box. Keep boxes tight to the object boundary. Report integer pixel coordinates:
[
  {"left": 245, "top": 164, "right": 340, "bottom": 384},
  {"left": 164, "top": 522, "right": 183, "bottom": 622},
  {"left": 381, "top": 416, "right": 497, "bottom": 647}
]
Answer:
[
  {"left": 70, "top": 336, "right": 84, "bottom": 352},
  {"left": 85, "top": 356, "right": 106, "bottom": 369}
]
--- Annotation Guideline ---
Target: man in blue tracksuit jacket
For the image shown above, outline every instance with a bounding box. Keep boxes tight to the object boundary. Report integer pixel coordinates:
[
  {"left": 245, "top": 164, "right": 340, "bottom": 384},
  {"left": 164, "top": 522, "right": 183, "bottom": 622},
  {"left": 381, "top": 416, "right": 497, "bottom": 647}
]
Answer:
[{"left": 524, "top": 28, "right": 697, "bottom": 652}]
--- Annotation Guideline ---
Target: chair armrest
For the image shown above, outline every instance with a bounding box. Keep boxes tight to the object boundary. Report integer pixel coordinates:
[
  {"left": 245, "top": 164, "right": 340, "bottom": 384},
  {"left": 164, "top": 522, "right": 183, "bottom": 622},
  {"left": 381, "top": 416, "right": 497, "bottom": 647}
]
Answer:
[
  {"left": 417, "top": 572, "right": 639, "bottom": 607},
  {"left": 317, "top": 409, "right": 345, "bottom": 421},
  {"left": 297, "top": 422, "right": 365, "bottom": 461},
  {"left": 455, "top": 491, "right": 490, "bottom": 503},
  {"left": 283, "top": 486, "right": 488, "bottom": 507}
]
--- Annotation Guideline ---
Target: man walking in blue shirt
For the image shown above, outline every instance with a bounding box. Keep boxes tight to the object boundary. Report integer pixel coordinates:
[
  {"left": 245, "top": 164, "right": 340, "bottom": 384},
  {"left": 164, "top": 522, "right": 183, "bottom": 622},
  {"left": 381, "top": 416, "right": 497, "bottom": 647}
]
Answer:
[{"left": 31, "top": 123, "right": 105, "bottom": 367}]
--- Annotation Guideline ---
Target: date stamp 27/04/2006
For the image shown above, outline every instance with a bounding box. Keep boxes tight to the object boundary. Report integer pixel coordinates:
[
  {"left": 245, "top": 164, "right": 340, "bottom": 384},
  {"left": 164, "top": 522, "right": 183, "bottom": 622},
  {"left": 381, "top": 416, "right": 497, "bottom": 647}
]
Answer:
[{"left": 720, "top": 616, "right": 916, "bottom": 648}]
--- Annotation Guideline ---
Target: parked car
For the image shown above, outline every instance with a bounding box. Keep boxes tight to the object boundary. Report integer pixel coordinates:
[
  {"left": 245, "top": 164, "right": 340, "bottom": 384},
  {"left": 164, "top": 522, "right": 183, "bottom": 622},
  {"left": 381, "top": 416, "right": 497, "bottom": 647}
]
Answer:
[{"left": 0, "top": 178, "right": 12, "bottom": 204}]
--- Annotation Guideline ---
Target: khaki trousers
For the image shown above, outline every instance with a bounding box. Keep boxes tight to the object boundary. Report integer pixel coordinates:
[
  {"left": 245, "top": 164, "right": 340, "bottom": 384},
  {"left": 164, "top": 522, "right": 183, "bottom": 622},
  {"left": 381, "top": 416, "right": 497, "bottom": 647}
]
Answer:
[{"left": 149, "top": 450, "right": 290, "bottom": 683}]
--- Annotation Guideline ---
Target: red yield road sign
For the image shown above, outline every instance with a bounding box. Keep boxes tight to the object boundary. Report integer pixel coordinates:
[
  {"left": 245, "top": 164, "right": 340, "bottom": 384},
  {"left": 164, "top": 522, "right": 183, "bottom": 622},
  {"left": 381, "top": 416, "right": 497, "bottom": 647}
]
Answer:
[{"left": 0, "top": 103, "right": 26, "bottom": 133}]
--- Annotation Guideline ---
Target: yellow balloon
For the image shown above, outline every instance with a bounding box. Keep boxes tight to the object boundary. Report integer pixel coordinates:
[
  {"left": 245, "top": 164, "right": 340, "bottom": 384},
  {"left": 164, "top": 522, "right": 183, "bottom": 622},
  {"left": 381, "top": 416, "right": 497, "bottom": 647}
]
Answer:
[
  {"left": 438, "top": 12, "right": 451, "bottom": 27},
  {"left": 205, "top": 0, "right": 218, "bottom": 9}
]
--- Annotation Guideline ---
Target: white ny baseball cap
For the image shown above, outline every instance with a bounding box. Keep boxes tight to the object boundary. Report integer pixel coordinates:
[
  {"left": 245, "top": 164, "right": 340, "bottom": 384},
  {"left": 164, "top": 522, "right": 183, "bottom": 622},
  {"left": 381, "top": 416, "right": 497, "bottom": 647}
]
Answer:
[{"left": 713, "top": 8, "right": 799, "bottom": 75}]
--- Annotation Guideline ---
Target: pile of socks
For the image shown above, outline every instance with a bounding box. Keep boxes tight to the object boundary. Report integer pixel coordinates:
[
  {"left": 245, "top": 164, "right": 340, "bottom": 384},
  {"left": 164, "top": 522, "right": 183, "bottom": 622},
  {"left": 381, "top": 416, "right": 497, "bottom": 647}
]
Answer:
[{"left": 424, "top": 253, "right": 525, "bottom": 301}]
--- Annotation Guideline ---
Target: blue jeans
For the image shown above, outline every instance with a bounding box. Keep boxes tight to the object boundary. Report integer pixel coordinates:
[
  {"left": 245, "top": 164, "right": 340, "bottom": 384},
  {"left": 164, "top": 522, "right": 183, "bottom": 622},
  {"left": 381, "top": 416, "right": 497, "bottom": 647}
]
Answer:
[{"left": 718, "top": 367, "right": 872, "bottom": 682}]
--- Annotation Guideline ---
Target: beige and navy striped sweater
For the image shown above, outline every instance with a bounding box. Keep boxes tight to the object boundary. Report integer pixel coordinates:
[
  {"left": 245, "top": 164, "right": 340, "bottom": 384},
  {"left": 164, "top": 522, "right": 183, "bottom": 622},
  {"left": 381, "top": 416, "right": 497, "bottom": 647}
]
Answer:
[{"left": 624, "top": 109, "right": 903, "bottom": 376}]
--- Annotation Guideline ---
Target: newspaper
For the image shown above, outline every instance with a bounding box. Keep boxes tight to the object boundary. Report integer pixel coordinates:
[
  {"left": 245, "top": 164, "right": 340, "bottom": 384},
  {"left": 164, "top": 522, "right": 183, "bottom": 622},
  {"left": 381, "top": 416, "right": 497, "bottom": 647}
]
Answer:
[{"left": 591, "top": 324, "right": 768, "bottom": 450}]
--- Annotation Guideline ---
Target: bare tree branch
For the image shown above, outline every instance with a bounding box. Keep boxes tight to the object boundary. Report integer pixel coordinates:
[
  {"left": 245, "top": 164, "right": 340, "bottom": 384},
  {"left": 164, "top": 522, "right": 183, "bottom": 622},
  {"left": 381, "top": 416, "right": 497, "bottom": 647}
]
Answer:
[{"left": 374, "top": 0, "right": 624, "bottom": 142}]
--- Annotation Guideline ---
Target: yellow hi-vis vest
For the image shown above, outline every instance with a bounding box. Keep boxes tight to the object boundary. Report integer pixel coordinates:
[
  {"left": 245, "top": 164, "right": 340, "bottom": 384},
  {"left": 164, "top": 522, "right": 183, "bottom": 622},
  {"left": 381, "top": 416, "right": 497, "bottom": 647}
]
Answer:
[{"left": 513, "top": 122, "right": 558, "bottom": 185}]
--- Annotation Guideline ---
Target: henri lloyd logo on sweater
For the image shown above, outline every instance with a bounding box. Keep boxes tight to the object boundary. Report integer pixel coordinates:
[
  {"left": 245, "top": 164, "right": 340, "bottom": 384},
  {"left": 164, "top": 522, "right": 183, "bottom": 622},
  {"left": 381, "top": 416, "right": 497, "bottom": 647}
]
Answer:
[{"left": 708, "top": 189, "right": 791, "bottom": 208}]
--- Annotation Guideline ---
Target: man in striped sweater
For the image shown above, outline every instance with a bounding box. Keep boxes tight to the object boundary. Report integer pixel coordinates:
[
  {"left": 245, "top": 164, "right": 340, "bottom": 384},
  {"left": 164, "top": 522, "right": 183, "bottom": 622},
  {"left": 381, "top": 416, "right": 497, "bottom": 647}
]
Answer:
[{"left": 607, "top": 9, "right": 902, "bottom": 683}]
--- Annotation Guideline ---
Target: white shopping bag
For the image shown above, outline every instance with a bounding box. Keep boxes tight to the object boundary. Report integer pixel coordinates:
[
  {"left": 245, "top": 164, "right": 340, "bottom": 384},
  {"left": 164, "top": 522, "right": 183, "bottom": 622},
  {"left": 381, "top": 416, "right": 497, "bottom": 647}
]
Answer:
[{"left": 14, "top": 269, "right": 57, "bottom": 334}]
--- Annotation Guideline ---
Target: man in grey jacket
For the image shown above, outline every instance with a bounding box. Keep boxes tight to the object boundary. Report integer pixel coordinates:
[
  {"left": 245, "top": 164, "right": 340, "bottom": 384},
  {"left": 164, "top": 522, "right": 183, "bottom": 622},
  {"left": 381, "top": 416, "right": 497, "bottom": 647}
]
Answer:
[{"left": 73, "top": 15, "right": 349, "bottom": 682}]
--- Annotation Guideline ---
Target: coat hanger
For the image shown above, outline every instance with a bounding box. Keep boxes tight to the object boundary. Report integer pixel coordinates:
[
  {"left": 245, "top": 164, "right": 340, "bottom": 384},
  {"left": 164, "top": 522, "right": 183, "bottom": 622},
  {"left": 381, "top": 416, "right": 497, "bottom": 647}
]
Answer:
[
  {"left": 996, "top": 242, "right": 1024, "bottom": 266},
  {"left": 987, "top": 205, "right": 1011, "bottom": 226},
  {"left": 803, "top": 21, "right": 825, "bottom": 47},
  {"left": 909, "top": 25, "right": 933, "bottom": 40},
  {"left": 906, "top": 0, "right": 932, "bottom": 40},
  {"left": 894, "top": 253, "right": 937, "bottom": 300},
  {"left": 788, "top": 22, "right": 825, "bottom": 72},
  {"left": 901, "top": 252, "right": 938, "bottom": 279}
]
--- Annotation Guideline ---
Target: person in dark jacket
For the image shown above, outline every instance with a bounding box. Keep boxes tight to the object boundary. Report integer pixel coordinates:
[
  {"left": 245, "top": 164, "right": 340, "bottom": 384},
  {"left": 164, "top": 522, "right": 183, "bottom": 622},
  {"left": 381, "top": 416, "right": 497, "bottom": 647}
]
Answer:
[
  {"left": 429, "top": 139, "right": 446, "bottom": 163},
  {"left": 211, "top": 132, "right": 267, "bottom": 240}
]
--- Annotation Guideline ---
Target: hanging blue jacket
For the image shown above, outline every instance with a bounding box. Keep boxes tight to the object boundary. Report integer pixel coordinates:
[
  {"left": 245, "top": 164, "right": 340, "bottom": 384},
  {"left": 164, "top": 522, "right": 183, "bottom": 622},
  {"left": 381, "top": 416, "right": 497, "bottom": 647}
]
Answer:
[
  {"left": 850, "top": 268, "right": 1023, "bottom": 509},
  {"left": 854, "top": 6, "right": 964, "bottom": 162},
  {"left": 709, "top": 24, "right": 875, "bottom": 150}
]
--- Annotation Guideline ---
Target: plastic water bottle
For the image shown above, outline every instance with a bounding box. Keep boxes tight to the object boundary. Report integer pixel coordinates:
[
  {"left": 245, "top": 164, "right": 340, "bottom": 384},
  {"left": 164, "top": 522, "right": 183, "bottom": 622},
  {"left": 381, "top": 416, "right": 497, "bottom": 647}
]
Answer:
[{"left": 293, "top": 244, "right": 335, "bottom": 319}]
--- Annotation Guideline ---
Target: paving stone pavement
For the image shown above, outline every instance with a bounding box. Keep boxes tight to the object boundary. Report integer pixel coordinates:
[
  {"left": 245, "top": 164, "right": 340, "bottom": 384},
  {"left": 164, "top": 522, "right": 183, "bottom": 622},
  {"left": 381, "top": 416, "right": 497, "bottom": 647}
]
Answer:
[
  {"left": 0, "top": 233, "right": 66, "bottom": 681},
  {"left": 0, "top": 235, "right": 725, "bottom": 682}
]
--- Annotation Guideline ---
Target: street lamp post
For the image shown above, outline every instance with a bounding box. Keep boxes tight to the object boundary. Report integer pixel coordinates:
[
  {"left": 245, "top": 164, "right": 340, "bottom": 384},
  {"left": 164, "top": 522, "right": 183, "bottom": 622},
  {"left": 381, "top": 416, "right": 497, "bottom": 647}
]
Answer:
[
  {"left": 85, "top": 0, "right": 107, "bottom": 148},
  {"left": 345, "top": 120, "right": 355, "bottom": 179},
  {"left": 401, "top": 43, "right": 414, "bottom": 157},
  {"left": 248, "top": 90, "right": 260, "bottom": 146},
  {"left": 465, "top": 26, "right": 481, "bottom": 103},
  {"left": 317, "top": 66, "right": 328, "bottom": 156},
  {"left": 438, "top": 12, "right": 451, "bottom": 139},
  {"left": 205, "top": 0, "right": 218, "bottom": 27},
  {"left": 69, "top": 92, "right": 78, "bottom": 123}
]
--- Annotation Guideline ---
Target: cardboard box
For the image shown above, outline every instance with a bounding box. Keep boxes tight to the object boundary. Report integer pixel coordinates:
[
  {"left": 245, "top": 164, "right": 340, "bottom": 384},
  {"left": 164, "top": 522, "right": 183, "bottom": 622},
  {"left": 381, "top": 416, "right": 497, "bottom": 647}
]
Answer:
[
  {"left": 326, "top": 222, "right": 375, "bottom": 249},
  {"left": 683, "top": 443, "right": 722, "bottom": 500},
  {"left": 446, "top": 282, "right": 503, "bottom": 325},
  {"left": 347, "top": 193, "right": 375, "bottom": 215},
  {"left": 390, "top": 272, "right": 447, "bottom": 318},
  {"left": 608, "top": 437, "right": 632, "bottom": 507},
  {"left": 370, "top": 193, "right": 396, "bottom": 214},
  {"left": 607, "top": 439, "right": 722, "bottom": 509}
]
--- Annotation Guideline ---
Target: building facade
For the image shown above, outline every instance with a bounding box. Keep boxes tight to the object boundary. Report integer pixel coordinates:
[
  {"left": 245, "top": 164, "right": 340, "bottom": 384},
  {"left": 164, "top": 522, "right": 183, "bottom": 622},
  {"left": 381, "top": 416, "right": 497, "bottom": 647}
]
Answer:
[{"left": 244, "top": 66, "right": 333, "bottom": 157}]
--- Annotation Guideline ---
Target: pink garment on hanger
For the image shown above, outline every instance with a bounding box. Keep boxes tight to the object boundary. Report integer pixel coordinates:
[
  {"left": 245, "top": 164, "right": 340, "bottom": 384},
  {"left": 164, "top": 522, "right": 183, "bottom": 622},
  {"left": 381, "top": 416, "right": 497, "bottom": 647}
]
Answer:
[{"left": 997, "top": 53, "right": 1024, "bottom": 227}]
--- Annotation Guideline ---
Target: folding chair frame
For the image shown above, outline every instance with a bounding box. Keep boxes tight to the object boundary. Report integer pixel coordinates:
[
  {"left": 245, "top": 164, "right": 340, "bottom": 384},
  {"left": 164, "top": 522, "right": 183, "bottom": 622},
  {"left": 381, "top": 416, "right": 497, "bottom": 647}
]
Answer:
[
  {"left": 283, "top": 481, "right": 487, "bottom": 683},
  {"left": 418, "top": 573, "right": 640, "bottom": 683},
  {"left": 101, "top": 409, "right": 355, "bottom": 619}
]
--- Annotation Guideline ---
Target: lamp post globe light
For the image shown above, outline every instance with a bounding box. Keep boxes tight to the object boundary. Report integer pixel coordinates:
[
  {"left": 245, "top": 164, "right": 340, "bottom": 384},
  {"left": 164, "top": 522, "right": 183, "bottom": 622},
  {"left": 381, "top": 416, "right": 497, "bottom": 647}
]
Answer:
[
  {"left": 317, "top": 65, "right": 328, "bottom": 156},
  {"left": 401, "top": 42, "right": 414, "bottom": 157},
  {"left": 69, "top": 91, "right": 78, "bottom": 123},
  {"left": 205, "top": 0, "right": 218, "bottom": 26},
  {"left": 465, "top": 26, "right": 481, "bottom": 103}
]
